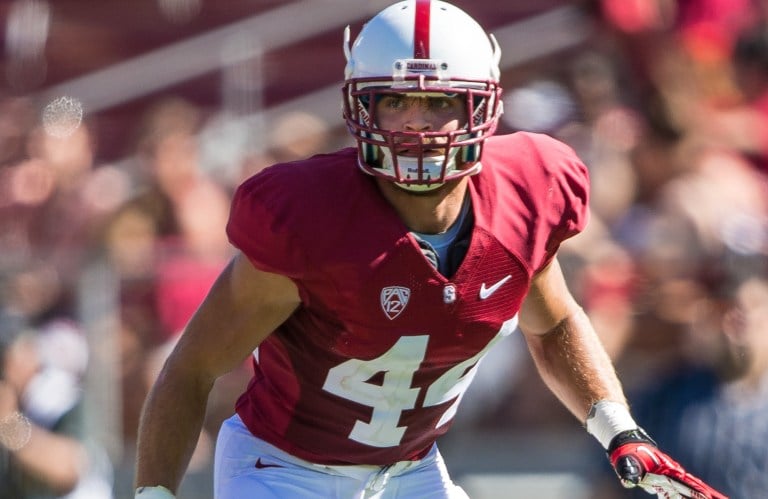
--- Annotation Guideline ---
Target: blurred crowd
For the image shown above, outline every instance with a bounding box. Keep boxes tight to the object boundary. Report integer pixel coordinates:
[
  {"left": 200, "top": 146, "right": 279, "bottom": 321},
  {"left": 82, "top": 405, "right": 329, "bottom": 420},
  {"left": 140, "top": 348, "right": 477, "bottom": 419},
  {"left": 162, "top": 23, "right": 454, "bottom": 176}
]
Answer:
[{"left": 1, "top": 1, "right": 768, "bottom": 498}]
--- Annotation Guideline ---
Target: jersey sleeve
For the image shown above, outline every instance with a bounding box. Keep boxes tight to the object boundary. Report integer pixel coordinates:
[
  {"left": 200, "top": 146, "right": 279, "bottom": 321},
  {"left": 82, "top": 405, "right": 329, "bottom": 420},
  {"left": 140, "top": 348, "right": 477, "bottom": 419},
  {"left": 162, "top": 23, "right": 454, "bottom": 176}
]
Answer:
[
  {"left": 226, "top": 166, "right": 310, "bottom": 278},
  {"left": 510, "top": 132, "right": 590, "bottom": 272},
  {"left": 540, "top": 135, "right": 590, "bottom": 260}
]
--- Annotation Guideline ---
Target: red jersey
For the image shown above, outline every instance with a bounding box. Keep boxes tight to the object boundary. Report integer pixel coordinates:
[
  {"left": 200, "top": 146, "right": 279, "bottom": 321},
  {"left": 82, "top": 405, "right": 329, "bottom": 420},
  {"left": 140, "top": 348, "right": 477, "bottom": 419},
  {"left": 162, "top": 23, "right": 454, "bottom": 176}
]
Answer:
[{"left": 226, "top": 132, "right": 589, "bottom": 465}]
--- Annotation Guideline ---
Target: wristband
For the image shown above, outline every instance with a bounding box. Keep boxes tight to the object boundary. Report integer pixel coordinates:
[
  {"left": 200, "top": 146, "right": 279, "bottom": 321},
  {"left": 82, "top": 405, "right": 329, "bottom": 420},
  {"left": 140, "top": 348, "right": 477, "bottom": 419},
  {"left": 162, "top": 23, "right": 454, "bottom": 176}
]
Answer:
[
  {"left": 585, "top": 400, "right": 638, "bottom": 449},
  {"left": 135, "top": 486, "right": 175, "bottom": 499}
]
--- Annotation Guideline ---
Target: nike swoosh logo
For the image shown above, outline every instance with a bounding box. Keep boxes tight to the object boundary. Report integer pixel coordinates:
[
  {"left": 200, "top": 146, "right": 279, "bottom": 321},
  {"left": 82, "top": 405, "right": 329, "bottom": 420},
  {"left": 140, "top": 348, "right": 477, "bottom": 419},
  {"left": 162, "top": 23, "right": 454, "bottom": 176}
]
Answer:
[
  {"left": 255, "top": 458, "right": 283, "bottom": 469},
  {"left": 479, "top": 275, "right": 512, "bottom": 299}
]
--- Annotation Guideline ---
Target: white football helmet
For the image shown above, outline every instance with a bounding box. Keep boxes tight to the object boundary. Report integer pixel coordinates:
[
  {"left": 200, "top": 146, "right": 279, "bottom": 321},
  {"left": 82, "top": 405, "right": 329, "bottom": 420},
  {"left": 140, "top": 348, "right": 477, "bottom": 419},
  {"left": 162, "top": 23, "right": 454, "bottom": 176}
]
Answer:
[{"left": 343, "top": 0, "right": 503, "bottom": 191}]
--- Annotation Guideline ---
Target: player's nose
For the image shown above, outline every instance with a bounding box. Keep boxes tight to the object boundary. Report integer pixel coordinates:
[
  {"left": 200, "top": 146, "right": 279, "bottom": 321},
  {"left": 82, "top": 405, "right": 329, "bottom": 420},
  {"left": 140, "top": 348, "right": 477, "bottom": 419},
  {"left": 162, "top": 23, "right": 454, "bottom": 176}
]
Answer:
[{"left": 402, "top": 108, "right": 433, "bottom": 132}]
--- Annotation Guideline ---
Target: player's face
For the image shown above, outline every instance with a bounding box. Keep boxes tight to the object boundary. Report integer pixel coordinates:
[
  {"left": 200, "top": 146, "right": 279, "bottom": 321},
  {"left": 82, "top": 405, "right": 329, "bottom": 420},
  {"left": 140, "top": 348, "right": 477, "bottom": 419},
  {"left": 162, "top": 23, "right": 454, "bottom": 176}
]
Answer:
[{"left": 375, "top": 93, "right": 467, "bottom": 146}]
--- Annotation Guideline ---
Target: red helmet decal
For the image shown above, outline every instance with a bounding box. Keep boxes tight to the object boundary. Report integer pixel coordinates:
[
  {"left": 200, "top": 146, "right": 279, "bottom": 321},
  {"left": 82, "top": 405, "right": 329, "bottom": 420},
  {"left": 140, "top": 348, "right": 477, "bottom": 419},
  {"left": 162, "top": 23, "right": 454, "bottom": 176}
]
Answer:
[{"left": 414, "top": 0, "right": 431, "bottom": 59}]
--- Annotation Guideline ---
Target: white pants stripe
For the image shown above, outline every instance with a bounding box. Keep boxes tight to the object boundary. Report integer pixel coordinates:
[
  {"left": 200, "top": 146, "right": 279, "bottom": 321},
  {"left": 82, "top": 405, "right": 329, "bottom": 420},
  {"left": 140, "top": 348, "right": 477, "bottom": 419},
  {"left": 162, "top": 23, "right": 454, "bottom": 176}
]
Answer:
[{"left": 214, "top": 414, "right": 469, "bottom": 498}]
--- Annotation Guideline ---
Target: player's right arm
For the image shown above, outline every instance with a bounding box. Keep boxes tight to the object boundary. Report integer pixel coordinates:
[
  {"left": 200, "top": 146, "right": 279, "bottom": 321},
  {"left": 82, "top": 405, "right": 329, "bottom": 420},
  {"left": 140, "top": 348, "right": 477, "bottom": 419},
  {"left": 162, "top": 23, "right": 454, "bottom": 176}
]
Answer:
[{"left": 134, "top": 252, "right": 300, "bottom": 496}]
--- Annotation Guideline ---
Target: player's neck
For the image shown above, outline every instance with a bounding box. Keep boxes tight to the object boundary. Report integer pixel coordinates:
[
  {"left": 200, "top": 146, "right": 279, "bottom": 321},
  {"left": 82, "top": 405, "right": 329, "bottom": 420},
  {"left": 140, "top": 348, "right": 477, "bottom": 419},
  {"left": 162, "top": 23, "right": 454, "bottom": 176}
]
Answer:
[{"left": 375, "top": 177, "right": 469, "bottom": 234}]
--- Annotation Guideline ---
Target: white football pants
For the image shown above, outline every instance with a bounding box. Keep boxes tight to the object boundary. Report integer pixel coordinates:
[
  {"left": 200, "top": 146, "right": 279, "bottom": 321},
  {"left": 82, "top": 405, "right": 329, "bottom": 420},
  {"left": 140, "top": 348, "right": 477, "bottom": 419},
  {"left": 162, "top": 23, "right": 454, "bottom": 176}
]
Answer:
[{"left": 214, "top": 414, "right": 469, "bottom": 499}]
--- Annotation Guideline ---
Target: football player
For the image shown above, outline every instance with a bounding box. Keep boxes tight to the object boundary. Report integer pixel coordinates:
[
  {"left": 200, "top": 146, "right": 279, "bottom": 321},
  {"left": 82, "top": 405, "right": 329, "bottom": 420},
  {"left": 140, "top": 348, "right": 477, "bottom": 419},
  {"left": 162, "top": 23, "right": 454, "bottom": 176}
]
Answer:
[{"left": 134, "top": 1, "right": 728, "bottom": 498}]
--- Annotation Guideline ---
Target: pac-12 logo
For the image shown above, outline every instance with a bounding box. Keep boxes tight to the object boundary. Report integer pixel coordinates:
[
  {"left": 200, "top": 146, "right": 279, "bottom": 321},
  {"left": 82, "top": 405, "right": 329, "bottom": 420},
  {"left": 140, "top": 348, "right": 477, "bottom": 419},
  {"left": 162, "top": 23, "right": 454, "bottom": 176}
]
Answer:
[{"left": 380, "top": 286, "right": 411, "bottom": 320}]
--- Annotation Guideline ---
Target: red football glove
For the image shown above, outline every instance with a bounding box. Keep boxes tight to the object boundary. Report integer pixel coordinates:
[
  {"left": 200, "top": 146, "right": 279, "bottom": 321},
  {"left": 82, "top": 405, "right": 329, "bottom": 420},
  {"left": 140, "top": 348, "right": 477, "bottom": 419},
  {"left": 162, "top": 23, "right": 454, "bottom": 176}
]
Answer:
[{"left": 607, "top": 429, "right": 729, "bottom": 499}]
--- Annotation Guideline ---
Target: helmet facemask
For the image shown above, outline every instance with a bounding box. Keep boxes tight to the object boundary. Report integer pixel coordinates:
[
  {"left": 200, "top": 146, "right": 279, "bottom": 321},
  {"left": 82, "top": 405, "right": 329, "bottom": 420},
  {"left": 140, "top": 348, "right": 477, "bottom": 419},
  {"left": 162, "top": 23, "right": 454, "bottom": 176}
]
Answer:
[
  {"left": 344, "top": 74, "right": 501, "bottom": 191},
  {"left": 341, "top": 0, "right": 503, "bottom": 192}
]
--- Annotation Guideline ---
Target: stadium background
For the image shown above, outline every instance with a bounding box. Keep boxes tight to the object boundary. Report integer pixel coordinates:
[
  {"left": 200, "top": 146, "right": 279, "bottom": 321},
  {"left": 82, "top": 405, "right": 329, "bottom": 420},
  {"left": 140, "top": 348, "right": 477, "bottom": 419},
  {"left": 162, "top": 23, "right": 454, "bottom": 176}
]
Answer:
[{"left": 2, "top": 0, "right": 767, "bottom": 498}]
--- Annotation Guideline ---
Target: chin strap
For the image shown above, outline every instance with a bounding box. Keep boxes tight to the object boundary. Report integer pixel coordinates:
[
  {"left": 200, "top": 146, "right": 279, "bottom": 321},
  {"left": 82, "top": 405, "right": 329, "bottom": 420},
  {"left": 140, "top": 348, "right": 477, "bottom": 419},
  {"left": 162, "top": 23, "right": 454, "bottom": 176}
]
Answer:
[
  {"left": 382, "top": 152, "right": 450, "bottom": 191},
  {"left": 379, "top": 152, "right": 482, "bottom": 192}
]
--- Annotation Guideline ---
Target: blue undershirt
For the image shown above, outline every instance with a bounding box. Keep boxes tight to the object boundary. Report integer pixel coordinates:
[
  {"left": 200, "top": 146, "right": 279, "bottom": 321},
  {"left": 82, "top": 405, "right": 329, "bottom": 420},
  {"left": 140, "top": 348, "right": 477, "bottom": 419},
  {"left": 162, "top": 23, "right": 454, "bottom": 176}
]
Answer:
[{"left": 412, "top": 195, "right": 471, "bottom": 275}]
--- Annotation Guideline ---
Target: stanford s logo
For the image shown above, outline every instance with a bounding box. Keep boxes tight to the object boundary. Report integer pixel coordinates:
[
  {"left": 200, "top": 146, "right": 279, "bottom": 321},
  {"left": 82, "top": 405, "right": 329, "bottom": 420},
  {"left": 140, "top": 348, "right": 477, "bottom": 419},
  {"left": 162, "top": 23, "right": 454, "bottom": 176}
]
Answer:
[{"left": 380, "top": 286, "right": 411, "bottom": 320}]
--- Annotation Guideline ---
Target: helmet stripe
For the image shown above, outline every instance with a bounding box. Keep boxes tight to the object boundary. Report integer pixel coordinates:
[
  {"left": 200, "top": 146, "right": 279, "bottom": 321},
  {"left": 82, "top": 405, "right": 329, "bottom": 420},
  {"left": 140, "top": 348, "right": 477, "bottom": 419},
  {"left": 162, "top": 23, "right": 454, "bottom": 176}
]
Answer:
[{"left": 414, "top": 0, "right": 431, "bottom": 59}]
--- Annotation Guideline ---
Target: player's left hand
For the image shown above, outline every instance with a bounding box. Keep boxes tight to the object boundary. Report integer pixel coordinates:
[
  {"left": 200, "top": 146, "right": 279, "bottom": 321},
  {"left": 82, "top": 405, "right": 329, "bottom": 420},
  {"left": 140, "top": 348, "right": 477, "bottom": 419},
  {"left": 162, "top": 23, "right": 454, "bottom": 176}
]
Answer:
[{"left": 607, "top": 429, "right": 729, "bottom": 499}]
